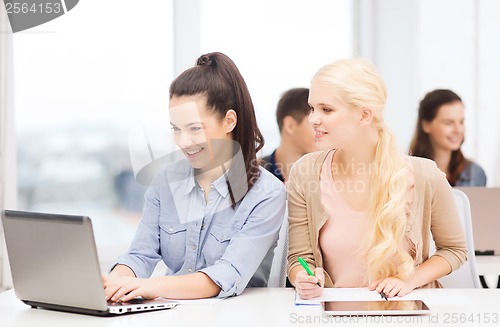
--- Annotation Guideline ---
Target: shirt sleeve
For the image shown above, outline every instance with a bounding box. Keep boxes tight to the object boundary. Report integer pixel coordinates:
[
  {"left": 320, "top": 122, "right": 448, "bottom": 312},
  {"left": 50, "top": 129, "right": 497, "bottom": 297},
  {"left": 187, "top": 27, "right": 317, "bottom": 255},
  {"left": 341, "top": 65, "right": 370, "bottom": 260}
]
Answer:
[
  {"left": 286, "top": 159, "right": 316, "bottom": 275},
  {"left": 200, "top": 179, "right": 287, "bottom": 298},
  {"left": 113, "top": 184, "right": 163, "bottom": 278},
  {"left": 429, "top": 164, "right": 468, "bottom": 272},
  {"left": 471, "top": 162, "right": 487, "bottom": 186}
]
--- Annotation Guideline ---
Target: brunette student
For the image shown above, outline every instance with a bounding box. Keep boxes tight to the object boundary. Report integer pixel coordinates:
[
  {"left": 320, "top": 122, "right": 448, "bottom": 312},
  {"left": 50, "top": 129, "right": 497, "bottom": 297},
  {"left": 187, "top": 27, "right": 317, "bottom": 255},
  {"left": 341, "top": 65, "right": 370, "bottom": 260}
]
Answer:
[
  {"left": 104, "top": 52, "right": 286, "bottom": 300},
  {"left": 261, "top": 88, "right": 316, "bottom": 183},
  {"left": 287, "top": 58, "right": 467, "bottom": 299},
  {"left": 409, "top": 89, "right": 486, "bottom": 186}
]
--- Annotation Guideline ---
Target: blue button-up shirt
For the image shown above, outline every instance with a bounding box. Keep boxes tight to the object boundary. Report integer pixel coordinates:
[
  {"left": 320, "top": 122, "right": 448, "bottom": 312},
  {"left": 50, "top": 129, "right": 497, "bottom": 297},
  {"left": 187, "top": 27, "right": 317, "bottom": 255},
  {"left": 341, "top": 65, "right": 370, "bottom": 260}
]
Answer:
[
  {"left": 456, "top": 161, "right": 487, "bottom": 186},
  {"left": 116, "top": 158, "right": 286, "bottom": 298}
]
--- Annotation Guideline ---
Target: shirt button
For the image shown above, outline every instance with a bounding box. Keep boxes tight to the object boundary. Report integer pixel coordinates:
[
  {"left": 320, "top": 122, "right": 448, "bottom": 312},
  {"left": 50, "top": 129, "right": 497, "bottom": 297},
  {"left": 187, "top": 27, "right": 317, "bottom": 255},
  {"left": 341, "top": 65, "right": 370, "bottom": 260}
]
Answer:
[
  {"left": 188, "top": 268, "right": 192, "bottom": 272},
  {"left": 208, "top": 200, "right": 213, "bottom": 205},
  {"left": 168, "top": 227, "right": 173, "bottom": 232},
  {"left": 192, "top": 245, "right": 197, "bottom": 251}
]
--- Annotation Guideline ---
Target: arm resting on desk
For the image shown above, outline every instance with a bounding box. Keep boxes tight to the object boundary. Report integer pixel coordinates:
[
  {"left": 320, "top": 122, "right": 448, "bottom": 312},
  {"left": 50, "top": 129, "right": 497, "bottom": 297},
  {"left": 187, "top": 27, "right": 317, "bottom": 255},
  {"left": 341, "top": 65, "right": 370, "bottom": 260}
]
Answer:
[
  {"left": 410, "top": 255, "right": 452, "bottom": 287},
  {"left": 370, "top": 255, "right": 452, "bottom": 298},
  {"left": 104, "top": 269, "right": 220, "bottom": 301}
]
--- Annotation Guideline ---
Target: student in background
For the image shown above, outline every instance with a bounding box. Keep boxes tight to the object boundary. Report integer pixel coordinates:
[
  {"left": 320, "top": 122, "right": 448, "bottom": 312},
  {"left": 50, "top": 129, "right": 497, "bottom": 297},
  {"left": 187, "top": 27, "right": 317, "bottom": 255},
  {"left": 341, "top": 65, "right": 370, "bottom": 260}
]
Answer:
[
  {"left": 411, "top": 90, "right": 495, "bottom": 289},
  {"left": 260, "top": 88, "right": 316, "bottom": 184},
  {"left": 103, "top": 52, "right": 286, "bottom": 301},
  {"left": 409, "top": 89, "right": 487, "bottom": 186},
  {"left": 287, "top": 58, "right": 467, "bottom": 299},
  {"left": 259, "top": 88, "right": 316, "bottom": 288}
]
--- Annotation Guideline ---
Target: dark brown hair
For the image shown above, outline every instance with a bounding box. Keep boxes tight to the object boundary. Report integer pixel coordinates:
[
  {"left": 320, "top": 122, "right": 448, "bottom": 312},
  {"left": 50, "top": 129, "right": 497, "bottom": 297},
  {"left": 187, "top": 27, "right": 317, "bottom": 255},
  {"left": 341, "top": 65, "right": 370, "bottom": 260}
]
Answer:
[
  {"left": 276, "top": 88, "right": 310, "bottom": 132},
  {"left": 169, "top": 52, "right": 264, "bottom": 194},
  {"left": 409, "top": 89, "right": 467, "bottom": 186}
]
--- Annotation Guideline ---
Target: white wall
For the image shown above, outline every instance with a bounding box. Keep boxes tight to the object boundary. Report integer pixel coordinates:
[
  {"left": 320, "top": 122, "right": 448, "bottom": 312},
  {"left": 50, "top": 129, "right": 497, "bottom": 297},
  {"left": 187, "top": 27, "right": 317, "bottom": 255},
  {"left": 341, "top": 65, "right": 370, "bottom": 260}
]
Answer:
[
  {"left": 173, "top": 0, "right": 200, "bottom": 76},
  {"left": 357, "top": 0, "right": 419, "bottom": 154},
  {"left": 199, "top": 0, "right": 354, "bottom": 156},
  {"left": 477, "top": 0, "right": 500, "bottom": 186},
  {"left": 358, "top": 0, "right": 500, "bottom": 186},
  {"left": 417, "top": 0, "right": 477, "bottom": 156}
]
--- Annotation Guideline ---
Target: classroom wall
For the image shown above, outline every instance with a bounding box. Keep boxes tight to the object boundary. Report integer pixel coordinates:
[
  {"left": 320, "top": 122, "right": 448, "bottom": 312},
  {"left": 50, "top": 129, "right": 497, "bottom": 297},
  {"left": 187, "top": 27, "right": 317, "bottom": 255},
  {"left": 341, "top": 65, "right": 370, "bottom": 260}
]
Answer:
[
  {"left": 358, "top": 0, "right": 500, "bottom": 186},
  {"left": 476, "top": 0, "right": 500, "bottom": 186},
  {"left": 197, "top": 0, "right": 354, "bottom": 157}
]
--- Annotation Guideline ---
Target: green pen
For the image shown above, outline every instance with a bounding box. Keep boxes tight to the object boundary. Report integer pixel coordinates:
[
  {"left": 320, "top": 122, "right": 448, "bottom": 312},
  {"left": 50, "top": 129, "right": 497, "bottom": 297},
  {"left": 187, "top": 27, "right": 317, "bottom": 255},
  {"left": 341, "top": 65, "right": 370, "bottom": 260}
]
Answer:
[{"left": 297, "top": 257, "right": 322, "bottom": 287}]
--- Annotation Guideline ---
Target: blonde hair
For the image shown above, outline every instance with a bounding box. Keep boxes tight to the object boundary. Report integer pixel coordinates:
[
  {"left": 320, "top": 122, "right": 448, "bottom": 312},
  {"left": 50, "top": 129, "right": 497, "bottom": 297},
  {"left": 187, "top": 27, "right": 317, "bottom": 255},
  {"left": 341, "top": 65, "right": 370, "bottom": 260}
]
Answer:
[{"left": 313, "top": 58, "right": 414, "bottom": 282}]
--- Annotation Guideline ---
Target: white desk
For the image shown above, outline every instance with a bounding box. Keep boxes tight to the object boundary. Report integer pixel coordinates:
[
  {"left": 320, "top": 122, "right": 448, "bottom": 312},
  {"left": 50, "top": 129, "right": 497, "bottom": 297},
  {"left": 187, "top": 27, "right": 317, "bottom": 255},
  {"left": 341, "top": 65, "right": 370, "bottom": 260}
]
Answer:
[
  {"left": 476, "top": 255, "right": 500, "bottom": 276},
  {"left": 1, "top": 288, "right": 500, "bottom": 327}
]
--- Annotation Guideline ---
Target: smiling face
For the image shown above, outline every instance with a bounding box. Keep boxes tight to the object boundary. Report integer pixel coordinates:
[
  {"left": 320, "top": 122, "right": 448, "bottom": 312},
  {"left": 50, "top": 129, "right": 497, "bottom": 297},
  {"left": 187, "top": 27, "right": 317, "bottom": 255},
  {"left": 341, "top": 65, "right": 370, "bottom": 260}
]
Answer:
[
  {"left": 307, "top": 79, "right": 362, "bottom": 151},
  {"left": 422, "top": 101, "right": 465, "bottom": 153},
  {"left": 169, "top": 94, "right": 235, "bottom": 171}
]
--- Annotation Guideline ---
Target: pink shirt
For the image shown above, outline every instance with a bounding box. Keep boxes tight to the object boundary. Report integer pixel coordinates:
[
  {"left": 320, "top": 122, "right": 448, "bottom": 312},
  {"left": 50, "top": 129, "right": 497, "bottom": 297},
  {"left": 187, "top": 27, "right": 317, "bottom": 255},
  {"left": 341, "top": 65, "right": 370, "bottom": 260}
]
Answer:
[
  {"left": 319, "top": 150, "right": 414, "bottom": 287},
  {"left": 319, "top": 150, "right": 369, "bottom": 287},
  {"left": 287, "top": 151, "right": 467, "bottom": 289}
]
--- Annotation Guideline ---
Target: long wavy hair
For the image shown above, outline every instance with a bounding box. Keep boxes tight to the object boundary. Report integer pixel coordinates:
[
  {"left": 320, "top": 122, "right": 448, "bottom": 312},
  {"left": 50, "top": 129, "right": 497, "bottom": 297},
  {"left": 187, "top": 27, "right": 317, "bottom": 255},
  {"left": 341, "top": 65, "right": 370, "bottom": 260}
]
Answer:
[
  {"left": 313, "top": 58, "right": 414, "bottom": 283},
  {"left": 409, "top": 89, "right": 466, "bottom": 186},
  {"left": 169, "top": 52, "right": 264, "bottom": 201}
]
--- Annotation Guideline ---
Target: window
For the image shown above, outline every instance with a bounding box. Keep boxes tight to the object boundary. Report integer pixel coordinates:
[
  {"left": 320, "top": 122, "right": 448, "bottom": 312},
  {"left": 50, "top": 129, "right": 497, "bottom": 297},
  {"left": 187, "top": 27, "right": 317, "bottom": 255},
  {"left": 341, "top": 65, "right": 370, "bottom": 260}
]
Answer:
[{"left": 14, "top": 0, "right": 174, "bottom": 272}]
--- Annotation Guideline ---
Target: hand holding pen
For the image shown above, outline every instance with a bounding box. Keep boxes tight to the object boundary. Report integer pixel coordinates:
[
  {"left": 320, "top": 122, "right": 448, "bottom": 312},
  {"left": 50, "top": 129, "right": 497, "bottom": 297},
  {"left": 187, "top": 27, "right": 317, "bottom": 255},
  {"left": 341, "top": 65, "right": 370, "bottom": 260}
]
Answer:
[
  {"left": 298, "top": 257, "right": 322, "bottom": 287},
  {"left": 294, "top": 257, "right": 324, "bottom": 300}
]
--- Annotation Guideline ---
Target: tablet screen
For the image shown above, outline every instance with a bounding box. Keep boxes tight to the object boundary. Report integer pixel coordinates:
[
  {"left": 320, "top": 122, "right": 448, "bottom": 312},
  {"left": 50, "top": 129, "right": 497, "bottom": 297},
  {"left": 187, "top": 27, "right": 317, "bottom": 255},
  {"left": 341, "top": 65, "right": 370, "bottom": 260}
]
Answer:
[{"left": 322, "top": 300, "right": 430, "bottom": 316}]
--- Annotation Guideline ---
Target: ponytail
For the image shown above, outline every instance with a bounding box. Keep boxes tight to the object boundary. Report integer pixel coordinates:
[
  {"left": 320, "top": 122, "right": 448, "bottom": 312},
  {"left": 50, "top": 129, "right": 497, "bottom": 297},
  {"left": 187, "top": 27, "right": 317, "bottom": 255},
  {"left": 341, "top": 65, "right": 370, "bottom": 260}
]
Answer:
[{"left": 363, "top": 125, "right": 414, "bottom": 282}]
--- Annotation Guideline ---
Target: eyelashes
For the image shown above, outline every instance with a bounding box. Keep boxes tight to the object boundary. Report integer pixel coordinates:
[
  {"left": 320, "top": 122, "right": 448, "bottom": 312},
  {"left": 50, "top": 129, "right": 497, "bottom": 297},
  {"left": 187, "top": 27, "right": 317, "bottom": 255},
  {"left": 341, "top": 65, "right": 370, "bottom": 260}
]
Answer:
[{"left": 171, "top": 126, "right": 203, "bottom": 133}]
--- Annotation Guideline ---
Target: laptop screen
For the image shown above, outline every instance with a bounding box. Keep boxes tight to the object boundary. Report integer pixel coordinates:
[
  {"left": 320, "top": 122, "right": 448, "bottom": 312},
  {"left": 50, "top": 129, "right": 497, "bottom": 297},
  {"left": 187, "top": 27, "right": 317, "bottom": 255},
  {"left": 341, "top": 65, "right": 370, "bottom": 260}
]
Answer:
[
  {"left": 454, "top": 187, "right": 500, "bottom": 254},
  {"left": 1, "top": 210, "right": 109, "bottom": 311}
]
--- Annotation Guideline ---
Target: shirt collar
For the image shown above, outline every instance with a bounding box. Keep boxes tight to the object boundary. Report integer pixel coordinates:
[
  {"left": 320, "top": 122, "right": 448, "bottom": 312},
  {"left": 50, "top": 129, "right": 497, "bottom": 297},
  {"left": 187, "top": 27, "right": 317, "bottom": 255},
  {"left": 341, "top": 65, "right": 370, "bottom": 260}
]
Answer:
[
  {"left": 183, "top": 168, "right": 197, "bottom": 195},
  {"left": 180, "top": 144, "right": 249, "bottom": 203},
  {"left": 269, "top": 150, "right": 284, "bottom": 182},
  {"left": 212, "top": 172, "right": 230, "bottom": 198},
  {"left": 458, "top": 163, "right": 471, "bottom": 183},
  {"left": 183, "top": 166, "right": 230, "bottom": 198}
]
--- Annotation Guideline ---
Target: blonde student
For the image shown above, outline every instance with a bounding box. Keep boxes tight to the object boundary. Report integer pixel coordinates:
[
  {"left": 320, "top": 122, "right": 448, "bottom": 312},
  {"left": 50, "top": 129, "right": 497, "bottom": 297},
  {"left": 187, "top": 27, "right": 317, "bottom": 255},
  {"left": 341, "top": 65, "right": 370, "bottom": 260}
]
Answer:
[
  {"left": 104, "top": 52, "right": 286, "bottom": 301},
  {"left": 287, "top": 58, "right": 467, "bottom": 299}
]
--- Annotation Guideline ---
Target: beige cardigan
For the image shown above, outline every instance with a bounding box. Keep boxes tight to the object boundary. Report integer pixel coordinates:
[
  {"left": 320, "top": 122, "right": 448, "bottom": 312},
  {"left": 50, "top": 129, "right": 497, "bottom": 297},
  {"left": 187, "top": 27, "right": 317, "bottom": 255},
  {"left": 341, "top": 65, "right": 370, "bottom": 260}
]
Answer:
[{"left": 287, "top": 151, "right": 467, "bottom": 288}]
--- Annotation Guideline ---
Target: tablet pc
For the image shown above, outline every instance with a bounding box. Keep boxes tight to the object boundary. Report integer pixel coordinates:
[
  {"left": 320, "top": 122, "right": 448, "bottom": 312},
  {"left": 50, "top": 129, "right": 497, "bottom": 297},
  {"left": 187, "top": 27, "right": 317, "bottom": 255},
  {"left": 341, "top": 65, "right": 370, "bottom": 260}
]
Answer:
[{"left": 322, "top": 300, "right": 430, "bottom": 316}]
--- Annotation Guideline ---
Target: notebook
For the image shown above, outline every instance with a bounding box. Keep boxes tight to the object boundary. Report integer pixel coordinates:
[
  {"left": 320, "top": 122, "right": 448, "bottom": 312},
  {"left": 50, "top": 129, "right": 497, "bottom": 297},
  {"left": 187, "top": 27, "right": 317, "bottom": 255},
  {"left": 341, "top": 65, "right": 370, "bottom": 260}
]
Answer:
[
  {"left": 1, "top": 210, "right": 178, "bottom": 316},
  {"left": 454, "top": 187, "right": 500, "bottom": 255}
]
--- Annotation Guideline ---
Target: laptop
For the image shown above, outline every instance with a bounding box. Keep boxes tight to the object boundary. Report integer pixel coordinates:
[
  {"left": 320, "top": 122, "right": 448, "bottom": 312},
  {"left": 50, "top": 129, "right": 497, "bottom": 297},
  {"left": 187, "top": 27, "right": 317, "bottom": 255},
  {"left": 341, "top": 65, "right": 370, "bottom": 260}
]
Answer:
[
  {"left": 1, "top": 210, "right": 178, "bottom": 316},
  {"left": 454, "top": 187, "right": 500, "bottom": 255}
]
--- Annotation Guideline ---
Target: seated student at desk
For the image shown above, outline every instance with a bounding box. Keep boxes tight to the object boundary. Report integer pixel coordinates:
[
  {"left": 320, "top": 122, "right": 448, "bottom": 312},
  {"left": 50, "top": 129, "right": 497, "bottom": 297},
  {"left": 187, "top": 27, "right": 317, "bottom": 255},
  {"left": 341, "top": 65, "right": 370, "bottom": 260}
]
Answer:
[
  {"left": 409, "top": 89, "right": 487, "bottom": 187},
  {"left": 103, "top": 52, "right": 286, "bottom": 301},
  {"left": 287, "top": 58, "right": 467, "bottom": 299},
  {"left": 410, "top": 89, "right": 495, "bottom": 288},
  {"left": 260, "top": 87, "right": 316, "bottom": 184}
]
